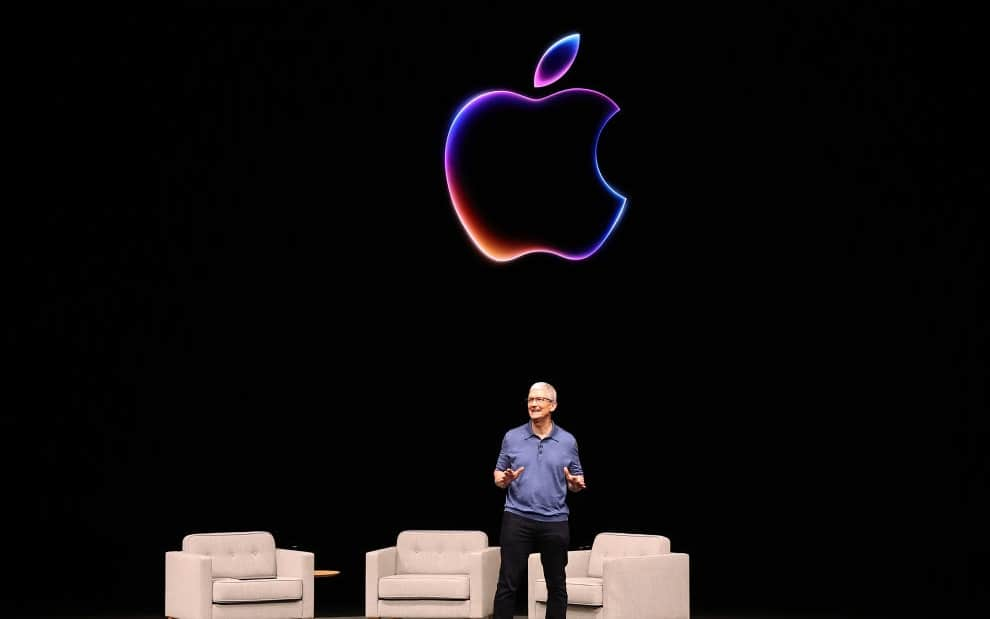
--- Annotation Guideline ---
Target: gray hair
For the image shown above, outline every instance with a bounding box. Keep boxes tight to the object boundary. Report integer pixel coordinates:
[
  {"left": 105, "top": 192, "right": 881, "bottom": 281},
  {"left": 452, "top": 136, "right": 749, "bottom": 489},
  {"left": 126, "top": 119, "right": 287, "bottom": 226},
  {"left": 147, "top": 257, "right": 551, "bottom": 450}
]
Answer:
[{"left": 529, "top": 381, "right": 557, "bottom": 402}]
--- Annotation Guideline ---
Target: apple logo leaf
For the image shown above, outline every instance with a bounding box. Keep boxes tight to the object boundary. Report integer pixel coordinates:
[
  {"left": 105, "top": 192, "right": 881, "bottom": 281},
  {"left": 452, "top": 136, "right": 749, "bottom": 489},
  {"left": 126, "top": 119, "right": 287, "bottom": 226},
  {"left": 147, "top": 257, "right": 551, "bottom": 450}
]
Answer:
[{"left": 534, "top": 33, "right": 580, "bottom": 88}]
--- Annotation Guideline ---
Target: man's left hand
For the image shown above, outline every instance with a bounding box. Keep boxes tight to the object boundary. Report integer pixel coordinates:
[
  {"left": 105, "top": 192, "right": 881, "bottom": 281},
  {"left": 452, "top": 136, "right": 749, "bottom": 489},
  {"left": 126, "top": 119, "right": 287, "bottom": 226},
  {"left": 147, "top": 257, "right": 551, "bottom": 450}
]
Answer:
[{"left": 564, "top": 466, "right": 586, "bottom": 492}]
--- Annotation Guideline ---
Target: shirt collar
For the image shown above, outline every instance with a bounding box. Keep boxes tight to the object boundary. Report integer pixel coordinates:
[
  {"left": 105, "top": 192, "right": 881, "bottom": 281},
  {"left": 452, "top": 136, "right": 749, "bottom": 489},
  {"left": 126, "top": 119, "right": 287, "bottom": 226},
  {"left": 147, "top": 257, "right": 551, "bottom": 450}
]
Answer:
[{"left": 526, "top": 421, "right": 559, "bottom": 441}]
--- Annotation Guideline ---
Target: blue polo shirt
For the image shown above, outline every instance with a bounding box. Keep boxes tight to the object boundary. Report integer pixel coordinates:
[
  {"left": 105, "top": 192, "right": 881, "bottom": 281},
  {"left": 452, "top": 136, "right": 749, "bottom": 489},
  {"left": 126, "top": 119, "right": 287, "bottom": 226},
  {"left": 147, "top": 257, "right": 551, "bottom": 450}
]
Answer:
[{"left": 495, "top": 422, "right": 584, "bottom": 522}]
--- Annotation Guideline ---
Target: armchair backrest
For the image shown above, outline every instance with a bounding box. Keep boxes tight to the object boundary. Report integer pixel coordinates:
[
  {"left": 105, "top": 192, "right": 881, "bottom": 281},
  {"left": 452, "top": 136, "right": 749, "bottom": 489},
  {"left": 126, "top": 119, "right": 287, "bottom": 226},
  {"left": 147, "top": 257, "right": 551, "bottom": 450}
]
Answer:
[
  {"left": 182, "top": 531, "right": 277, "bottom": 579},
  {"left": 588, "top": 532, "right": 670, "bottom": 577},
  {"left": 395, "top": 530, "right": 488, "bottom": 574}
]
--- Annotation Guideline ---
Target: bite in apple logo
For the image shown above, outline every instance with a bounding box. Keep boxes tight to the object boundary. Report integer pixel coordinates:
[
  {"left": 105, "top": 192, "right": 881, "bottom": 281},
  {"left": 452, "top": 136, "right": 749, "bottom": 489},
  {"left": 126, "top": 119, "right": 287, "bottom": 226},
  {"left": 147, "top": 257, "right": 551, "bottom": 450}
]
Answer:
[{"left": 444, "top": 33, "right": 627, "bottom": 262}]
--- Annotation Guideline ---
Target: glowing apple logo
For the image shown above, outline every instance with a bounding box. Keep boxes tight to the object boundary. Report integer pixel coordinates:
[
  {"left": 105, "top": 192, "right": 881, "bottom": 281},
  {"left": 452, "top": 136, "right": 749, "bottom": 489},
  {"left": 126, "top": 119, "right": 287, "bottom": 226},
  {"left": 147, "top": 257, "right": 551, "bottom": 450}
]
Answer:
[{"left": 444, "top": 33, "right": 627, "bottom": 262}]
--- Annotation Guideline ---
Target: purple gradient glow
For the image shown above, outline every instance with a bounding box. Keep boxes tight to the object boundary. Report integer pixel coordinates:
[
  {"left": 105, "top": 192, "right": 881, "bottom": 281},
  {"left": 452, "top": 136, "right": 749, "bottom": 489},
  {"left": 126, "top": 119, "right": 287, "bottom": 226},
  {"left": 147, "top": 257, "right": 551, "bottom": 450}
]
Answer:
[
  {"left": 534, "top": 34, "right": 580, "bottom": 88},
  {"left": 444, "top": 89, "right": 627, "bottom": 262}
]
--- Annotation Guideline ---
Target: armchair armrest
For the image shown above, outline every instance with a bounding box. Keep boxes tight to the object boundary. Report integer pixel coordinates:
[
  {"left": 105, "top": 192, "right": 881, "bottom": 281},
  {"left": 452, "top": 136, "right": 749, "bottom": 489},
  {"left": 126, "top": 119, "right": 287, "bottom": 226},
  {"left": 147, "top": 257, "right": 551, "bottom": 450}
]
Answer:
[
  {"left": 468, "top": 547, "right": 500, "bottom": 618},
  {"left": 165, "top": 551, "right": 212, "bottom": 619},
  {"left": 277, "top": 548, "right": 315, "bottom": 619},
  {"left": 365, "top": 546, "right": 397, "bottom": 618},
  {"left": 602, "top": 552, "right": 690, "bottom": 619},
  {"left": 565, "top": 549, "right": 591, "bottom": 577},
  {"left": 528, "top": 549, "right": 591, "bottom": 619}
]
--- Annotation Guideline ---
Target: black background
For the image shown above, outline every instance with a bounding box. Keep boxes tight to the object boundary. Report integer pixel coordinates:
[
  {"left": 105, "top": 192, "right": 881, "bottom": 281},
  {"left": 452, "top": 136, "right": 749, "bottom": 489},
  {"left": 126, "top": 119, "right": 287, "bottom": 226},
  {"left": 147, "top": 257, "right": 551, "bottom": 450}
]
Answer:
[{"left": 8, "top": 5, "right": 986, "bottom": 617}]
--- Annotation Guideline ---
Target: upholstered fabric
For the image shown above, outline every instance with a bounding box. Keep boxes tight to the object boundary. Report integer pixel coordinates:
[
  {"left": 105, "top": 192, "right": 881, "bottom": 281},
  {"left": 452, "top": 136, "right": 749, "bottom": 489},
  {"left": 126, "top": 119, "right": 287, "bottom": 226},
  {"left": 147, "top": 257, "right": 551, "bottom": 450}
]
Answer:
[
  {"left": 165, "top": 531, "right": 314, "bottom": 619},
  {"left": 554, "top": 606, "right": 603, "bottom": 619},
  {"left": 366, "top": 530, "right": 499, "bottom": 619},
  {"left": 528, "top": 532, "right": 689, "bottom": 619},
  {"left": 587, "top": 532, "right": 669, "bottom": 578},
  {"left": 211, "top": 601, "right": 304, "bottom": 619},
  {"left": 183, "top": 531, "right": 277, "bottom": 580},
  {"left": 599, "top": 553, "right": 690, "bottom": 618},
  {"left": 395, "top": 530, "right": 489, "bottom": 574},
  {"left": 534, "top": 576, "right": 603, "bottom": 606},
  {"left": 275, "top": 548, "right": 314, "bottom": 618},
  {"left": 212, "top": 577, "right": 302, "bottom": 603},
  {"left": 165, "top": 550, "right": 212, "bottom": 619},
  {"left": 377, "top": 599, "right": 474, "bottom": 618},
  {"left": 379, "top": 574, "right": 471, "bottom": 599}
]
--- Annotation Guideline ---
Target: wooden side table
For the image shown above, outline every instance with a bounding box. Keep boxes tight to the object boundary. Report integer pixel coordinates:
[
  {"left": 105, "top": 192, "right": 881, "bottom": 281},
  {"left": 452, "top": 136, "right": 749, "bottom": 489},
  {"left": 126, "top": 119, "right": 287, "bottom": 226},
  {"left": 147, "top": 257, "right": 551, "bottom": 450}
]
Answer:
[
  {"left": 314, "top": 569, "right": 340, "bottom": 578},
  {"left": 314, "top": 569, "right": 341, "bottom": 618}
]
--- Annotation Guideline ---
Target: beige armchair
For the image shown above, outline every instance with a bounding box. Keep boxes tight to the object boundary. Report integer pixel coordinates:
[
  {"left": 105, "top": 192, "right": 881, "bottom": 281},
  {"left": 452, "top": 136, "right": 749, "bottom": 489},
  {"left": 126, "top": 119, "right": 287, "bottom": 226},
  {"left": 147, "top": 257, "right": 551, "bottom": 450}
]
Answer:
[
  {"left": 528, "top": 532, "right": 689, "bottom": 619},
  {"left": 366, "top": 530, "right": 500, "bottom": 618},
  {"left": 165, "top": 531, "right": 314, "bottom": 619}
]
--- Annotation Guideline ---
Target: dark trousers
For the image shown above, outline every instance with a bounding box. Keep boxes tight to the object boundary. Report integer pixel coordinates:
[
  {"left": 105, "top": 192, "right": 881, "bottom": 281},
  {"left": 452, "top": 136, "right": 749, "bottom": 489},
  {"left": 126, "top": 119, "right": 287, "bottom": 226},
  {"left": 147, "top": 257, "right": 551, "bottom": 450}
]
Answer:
[{"left": 493, "top": 511, "right": 570, "bottom": 619}]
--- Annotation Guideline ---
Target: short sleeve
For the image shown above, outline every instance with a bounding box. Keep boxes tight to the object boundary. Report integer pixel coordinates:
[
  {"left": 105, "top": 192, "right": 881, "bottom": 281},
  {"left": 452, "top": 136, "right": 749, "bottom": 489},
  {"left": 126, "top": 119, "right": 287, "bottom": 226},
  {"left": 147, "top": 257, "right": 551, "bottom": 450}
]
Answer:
[
  {"left": 495, "top": 432, "right": 511, "bottom": 471},
  {"left": 567, "top": 438, "right": 583, "bottom": 476}
]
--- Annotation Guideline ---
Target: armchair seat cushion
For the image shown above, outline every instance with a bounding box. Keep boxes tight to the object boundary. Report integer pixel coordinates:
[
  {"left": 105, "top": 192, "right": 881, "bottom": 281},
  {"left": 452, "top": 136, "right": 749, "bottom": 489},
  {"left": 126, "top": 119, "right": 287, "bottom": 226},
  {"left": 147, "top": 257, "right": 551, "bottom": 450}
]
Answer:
[
  {"left": 212, "top": 577, "right": 303, "bottom": 604},
  {"left": 379, "top": 573, "right": 471, "bottom": 600},
  {"left": 534, "top": 576, "right": 603, "bottom": 607}
]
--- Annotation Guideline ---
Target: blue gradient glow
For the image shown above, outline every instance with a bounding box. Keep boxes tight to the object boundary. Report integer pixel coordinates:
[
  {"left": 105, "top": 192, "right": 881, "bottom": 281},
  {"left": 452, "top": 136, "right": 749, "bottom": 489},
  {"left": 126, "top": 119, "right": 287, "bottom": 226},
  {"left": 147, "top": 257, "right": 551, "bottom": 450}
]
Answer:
[{"left": 534, "top": 33, "right": 580, "bottom": 88}]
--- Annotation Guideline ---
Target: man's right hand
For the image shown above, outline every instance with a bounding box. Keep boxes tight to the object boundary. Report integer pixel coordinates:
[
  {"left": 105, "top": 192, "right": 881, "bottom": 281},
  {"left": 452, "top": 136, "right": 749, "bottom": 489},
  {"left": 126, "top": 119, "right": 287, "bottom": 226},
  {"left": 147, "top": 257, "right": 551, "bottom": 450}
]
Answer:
[{"left": 494, "top": 467, "right": 525, "bottom": 488}]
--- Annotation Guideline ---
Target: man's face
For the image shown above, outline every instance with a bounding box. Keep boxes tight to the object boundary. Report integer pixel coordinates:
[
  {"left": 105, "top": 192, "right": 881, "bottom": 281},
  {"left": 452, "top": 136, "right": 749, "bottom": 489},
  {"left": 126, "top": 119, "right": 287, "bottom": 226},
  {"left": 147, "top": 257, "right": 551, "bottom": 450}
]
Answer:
[{"left": 527, "top": 386, "right": 557, "bottom": 421}]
